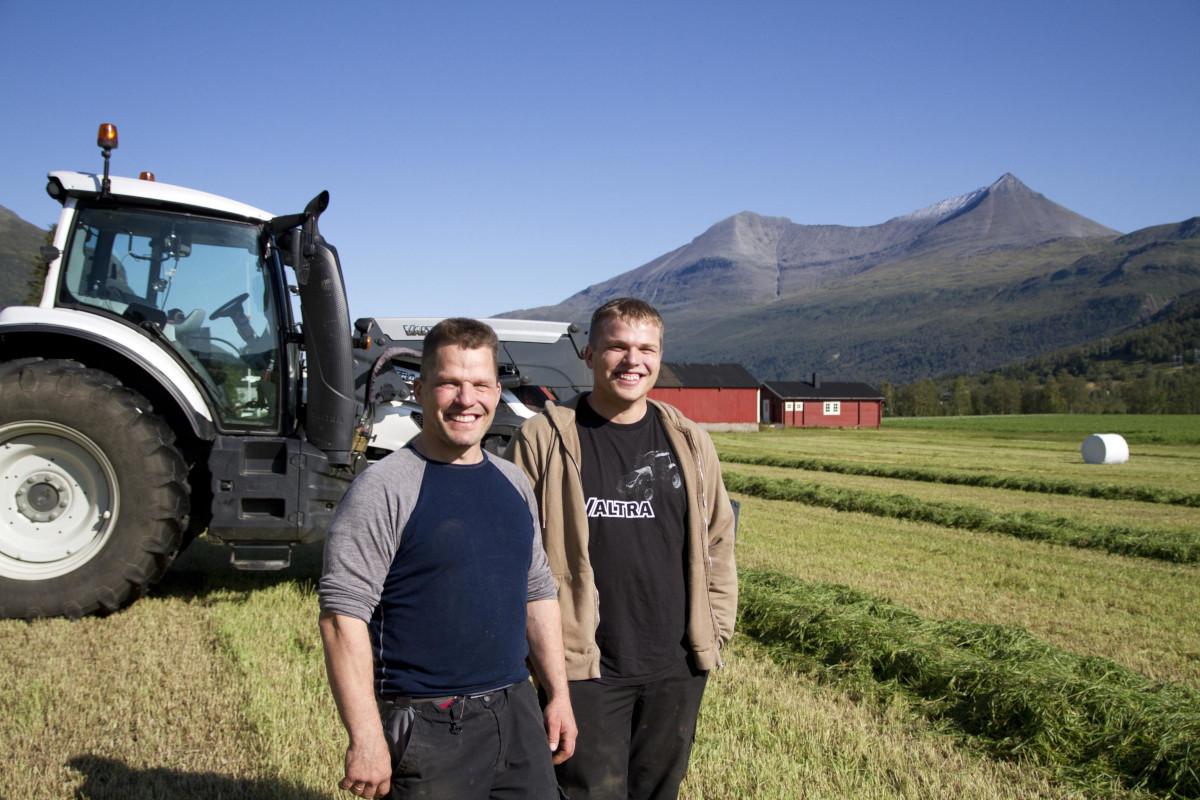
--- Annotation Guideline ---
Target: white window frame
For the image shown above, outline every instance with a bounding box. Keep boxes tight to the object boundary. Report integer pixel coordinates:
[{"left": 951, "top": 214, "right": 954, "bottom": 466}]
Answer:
[{"left": 823, "top": 401, "right": 841, "bottom": 415}]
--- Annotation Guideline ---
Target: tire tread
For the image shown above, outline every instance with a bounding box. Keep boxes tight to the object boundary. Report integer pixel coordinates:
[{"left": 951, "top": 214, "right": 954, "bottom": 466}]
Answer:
[{"left": 0, "top": 359, "right": 191, "bottom": 618}]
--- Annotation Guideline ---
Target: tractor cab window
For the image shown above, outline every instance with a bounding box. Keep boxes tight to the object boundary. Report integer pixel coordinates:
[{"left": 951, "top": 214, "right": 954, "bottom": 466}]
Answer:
[{"left": 60, "top": 206, "right": 282, "bottom": 430}]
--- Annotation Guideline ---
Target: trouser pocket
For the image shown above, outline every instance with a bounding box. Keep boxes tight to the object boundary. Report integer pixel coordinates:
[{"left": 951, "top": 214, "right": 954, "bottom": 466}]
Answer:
[{"left": 378, "top": 698, "right": 417, "bottom": 768}]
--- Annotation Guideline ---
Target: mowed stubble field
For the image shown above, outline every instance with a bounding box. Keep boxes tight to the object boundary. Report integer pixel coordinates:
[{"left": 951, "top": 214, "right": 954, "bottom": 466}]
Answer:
[{"left": 1, "top": 415, "right": 1197, "bottom": 799}]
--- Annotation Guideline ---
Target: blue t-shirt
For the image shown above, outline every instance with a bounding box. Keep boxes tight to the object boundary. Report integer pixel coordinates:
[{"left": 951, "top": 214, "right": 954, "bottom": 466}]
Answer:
[{"left": 319, "top": 446, "right": 555, "bottom": 697}]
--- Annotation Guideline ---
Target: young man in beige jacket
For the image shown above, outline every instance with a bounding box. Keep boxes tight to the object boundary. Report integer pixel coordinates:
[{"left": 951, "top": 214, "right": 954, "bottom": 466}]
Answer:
[{"left": 506, "top": 298, "right": 737, "bottom": 800}]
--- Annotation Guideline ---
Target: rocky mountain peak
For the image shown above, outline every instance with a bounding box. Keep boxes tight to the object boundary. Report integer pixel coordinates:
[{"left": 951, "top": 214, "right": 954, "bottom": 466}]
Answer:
[
  {"left": 505, "top": 174, "right": 1123, "bottom": 321},
  {"left": 909, "top": 173, "right": 1119, "bottom": 253},
  {"left": 991, "top": 172, "right": 1023, "bottom": 190}
]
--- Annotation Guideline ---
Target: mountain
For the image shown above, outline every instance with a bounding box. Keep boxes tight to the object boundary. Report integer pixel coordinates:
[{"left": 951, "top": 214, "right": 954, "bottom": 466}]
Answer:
[
  {"left": 4, "top": 176, "right": 1196, "bottom": 386},
  {"left": 509, "top": 174, "right": 1119, "bottom": 315},
  {"left": 503, "top": 175, "right": 1200, "bottom": 384},
  {"left": 0, "top": 206, "right": 48, "bottom": 306}
]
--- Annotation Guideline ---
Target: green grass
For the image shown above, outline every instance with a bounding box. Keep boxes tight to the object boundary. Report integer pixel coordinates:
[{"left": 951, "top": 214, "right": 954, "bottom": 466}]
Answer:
[
  {"left": 737, "top": 569, "right": 1200, "bottom": 798},
  {"left": 723, "top": 471, "right": 1200, "bottom": 563},
  {"left": 726, "top": 460, "right": 1200, "bottom": 531},
  {"left": 0, "top": 581, "right": 293, "bottom": 799},
  {"left": 2, "top": 539, "right": 1118, "bottom": 800},
  {"left": 685, "top": 635, "right": 1084, "bottom": 800},
  {"left": 210, "top": 580, "right": 340, "bottom": 789},
  {"left": 717, "top": 451, "right": 1200, "bottom": 506},
  {"left": 715, "top": 423, "right": 1200, "bottom": 496},
  {"left": 880, "top": 415, "right": 1200, "bottom": 445},
  {"left": 731, "top": 494, "right": 1200, "bottom": 689},
  {"left": 3, "top": 417, "right": 1198, "bottom": 799}
]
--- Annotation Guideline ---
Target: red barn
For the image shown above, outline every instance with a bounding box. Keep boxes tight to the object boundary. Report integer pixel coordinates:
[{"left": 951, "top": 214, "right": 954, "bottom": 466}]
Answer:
[
  {"left": 648, "top": 362, "right": 760, "bottom": 428},
  {"left": 761, "top": 373, "right": 884, "bottom": 428}
]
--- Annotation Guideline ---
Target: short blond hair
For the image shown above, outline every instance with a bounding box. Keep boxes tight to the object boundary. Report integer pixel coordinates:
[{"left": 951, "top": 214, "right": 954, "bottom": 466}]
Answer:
[{"left": 588, "top": 298, "right": 664, "bottom": 348}]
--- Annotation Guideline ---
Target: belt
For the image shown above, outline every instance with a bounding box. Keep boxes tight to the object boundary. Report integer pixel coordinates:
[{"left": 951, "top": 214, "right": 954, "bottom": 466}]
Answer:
[{"left": 381, "top": 682, "right": 517, "bottom": 708}]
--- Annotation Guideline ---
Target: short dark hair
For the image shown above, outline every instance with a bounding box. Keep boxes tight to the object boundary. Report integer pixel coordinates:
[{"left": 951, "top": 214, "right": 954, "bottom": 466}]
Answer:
[
  {"left": 588, "top": 298, "right": 664, "bottom": 348},
  {"left": 420, "top": 318, "right": 500, "bottom": 379}
]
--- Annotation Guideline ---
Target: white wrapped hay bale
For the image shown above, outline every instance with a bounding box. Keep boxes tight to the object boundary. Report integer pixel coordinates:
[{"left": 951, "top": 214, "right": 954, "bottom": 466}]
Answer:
[{"left": 1081, "top": 433, "right": 1129, "bottom": 464}]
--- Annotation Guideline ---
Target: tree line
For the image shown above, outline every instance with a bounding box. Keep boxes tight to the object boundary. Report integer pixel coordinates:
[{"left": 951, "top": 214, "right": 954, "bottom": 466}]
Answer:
[{"left": 878, "top": 295, "right": 1200, "bottom": 416}]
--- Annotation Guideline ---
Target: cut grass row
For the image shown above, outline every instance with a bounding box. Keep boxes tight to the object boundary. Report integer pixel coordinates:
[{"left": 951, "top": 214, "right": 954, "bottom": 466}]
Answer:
[
  {"left": 727, "top": 460, "right": 1200, "bottom": 532},
  {"left": 723, "top": 471, "right": 1200, "bottom": 564},
  {"left": 731, "top": 494, "right": 1200, "bottom": 688},
  {"left": 880, "top": 414, "right": 1200, "bottom": 446},
  {"left": 718, "top": 451, "right": 1200, "bottom": 507},
  {"left": 737, "top": 568, "right": 1200, "bottom": 799},
  {"left": 712, "top": 425, "right": 1200, "bottom": 497},
  {"left": 686, "top": 635, "right": 1082, "bottom": 800}
]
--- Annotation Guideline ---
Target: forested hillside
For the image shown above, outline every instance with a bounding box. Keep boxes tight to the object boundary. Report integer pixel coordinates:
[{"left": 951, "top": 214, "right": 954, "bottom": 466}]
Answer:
[
  {"left": 882, "top": 292, "right": 1200, "bottom": 415},
  {"left": 0, "top": 206, "right": 47, "bottom": 306}
]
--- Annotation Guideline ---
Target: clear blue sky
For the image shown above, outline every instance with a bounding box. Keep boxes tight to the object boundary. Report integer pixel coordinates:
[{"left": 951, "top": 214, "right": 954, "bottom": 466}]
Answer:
[{"left": 3, "top": 0, "right": 1197, "bottom": 320}]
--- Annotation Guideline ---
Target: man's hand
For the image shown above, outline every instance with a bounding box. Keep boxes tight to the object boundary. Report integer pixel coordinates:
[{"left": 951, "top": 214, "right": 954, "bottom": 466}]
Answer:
[
  {"left": 543, "top": 691, "right": 577, "bottom": 765},
  {"left": 526, "top": 598, "right": 577, "bottom": 764},
  {"left": 339, "top": 734, "right": 392, "bottom": 798}
]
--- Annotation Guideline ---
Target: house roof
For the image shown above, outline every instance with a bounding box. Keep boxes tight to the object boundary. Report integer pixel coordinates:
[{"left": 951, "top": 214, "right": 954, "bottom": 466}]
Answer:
[
  {"left": 763, "top": 380, "right": 884, "bottom": 400},
  {"left": 656, "top": 362, "right": 760, "bottom": 389}
]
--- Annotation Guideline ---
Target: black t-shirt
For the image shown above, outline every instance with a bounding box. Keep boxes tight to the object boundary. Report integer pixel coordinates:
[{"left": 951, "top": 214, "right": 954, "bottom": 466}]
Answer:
[{"left": 576, "top": 396, "right": 688, "bottom": 684}]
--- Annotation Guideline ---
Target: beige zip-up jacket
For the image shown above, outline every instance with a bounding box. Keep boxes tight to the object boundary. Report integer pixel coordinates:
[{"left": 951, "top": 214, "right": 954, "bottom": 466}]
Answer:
[{"left": 504, "top": 394, "right": 737, "bottom": 681}]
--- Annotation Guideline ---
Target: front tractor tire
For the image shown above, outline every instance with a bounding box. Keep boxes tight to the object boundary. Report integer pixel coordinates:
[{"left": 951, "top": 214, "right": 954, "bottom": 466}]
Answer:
[{"left": 0, "top": 360, "right": 189, "bottom": 619}]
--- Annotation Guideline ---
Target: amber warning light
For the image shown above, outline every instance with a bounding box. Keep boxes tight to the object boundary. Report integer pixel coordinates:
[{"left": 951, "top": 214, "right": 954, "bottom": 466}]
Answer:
[
  {"left": 96, "top": 123, "right": 119, "bottom": 196},
  {"left": 139, "top": 172, "right": 155, "bottom": 182},
  {"left": 97, "top": 123, "right": 118, "bottom": 151}
]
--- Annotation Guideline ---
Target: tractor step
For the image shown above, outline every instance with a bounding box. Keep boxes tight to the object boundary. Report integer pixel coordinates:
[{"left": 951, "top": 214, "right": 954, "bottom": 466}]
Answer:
[{"left": 229, "top": 544, "right": 293, "bottom": 571}]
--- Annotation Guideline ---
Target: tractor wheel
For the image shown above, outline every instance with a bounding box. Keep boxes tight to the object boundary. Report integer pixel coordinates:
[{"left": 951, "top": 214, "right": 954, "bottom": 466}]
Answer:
[{"left": 0, "top": 360, "right": 189, "bottom": 619}]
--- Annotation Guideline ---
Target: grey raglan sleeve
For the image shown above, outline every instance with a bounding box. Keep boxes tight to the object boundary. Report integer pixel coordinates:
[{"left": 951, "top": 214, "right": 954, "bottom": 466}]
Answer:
[
  {"left": 318, "top": 451, "right": 425, "bottom": 623},
  {"left": 526, "top": 516, "right": 556, "bottom": 603},
  {"left": 489, "top": 453, "right": 556, "bottom": 603}
]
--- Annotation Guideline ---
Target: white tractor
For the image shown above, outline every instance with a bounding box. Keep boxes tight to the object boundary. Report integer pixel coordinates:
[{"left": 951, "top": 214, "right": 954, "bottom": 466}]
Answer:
[{"left": 0, "top": 124, "right": 589, "bottom": 619}]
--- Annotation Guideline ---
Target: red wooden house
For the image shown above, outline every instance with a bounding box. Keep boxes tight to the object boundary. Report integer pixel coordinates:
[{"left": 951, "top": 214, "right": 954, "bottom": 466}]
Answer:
[
  {"left": 761, "top": 373, "right": 884, "bottom": 428},
  {"left": 648, "top": 362, "right": 760, "bottom": 426}
]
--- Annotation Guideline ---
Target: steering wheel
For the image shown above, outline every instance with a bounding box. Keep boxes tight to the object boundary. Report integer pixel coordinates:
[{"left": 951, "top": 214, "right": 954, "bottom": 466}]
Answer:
[{"left": 210, "top": 292, "right": 250, "bottom": 320}]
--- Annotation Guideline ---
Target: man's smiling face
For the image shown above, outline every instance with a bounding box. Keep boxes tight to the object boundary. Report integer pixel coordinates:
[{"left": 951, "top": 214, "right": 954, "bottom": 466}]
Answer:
[
  {"left": 413, "top": 344, "right": 500, "bottom": 463},
  {"left": 583, "top": 317, "right": 662, "bottom": 423}
]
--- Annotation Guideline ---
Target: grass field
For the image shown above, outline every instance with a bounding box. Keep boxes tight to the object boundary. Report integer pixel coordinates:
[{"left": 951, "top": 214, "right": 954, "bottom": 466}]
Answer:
[
  {"left": 716, "top": 419, "right": 1200, "bottom": 496},
  {"left": 879, "top": 414, "right": 1200, "bottom": 445},
  {"left": 726, "top": 462, "right": 1200, "bottom": 531},
  {"left": 2, "top": 415, "right": 1197, "bottom": 799}
]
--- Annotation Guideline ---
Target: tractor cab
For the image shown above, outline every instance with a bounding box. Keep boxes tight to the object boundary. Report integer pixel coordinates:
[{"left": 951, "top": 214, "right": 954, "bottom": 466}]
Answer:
[{"left": 54, "top": 197, "right": 287, "bottom": 430}]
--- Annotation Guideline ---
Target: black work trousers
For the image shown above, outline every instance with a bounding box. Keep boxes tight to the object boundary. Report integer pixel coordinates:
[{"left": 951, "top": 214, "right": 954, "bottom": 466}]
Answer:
[
  {"left": 382, "top": 679, "right": 559, "bottom": 799},
  {"left": 554, "top": 658, "right": 708, "bottom": 800}
]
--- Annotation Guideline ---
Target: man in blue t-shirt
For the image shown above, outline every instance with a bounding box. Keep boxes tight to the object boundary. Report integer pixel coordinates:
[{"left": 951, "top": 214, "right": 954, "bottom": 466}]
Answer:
[{"left": 319, "top": 318, "right": 576, "bottom": 799}]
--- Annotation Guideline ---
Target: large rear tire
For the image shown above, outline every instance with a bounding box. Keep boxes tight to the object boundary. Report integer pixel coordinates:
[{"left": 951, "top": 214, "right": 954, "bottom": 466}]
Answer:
[{"left": 0, "top": 360, "right": 189, "bottom": 619}]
